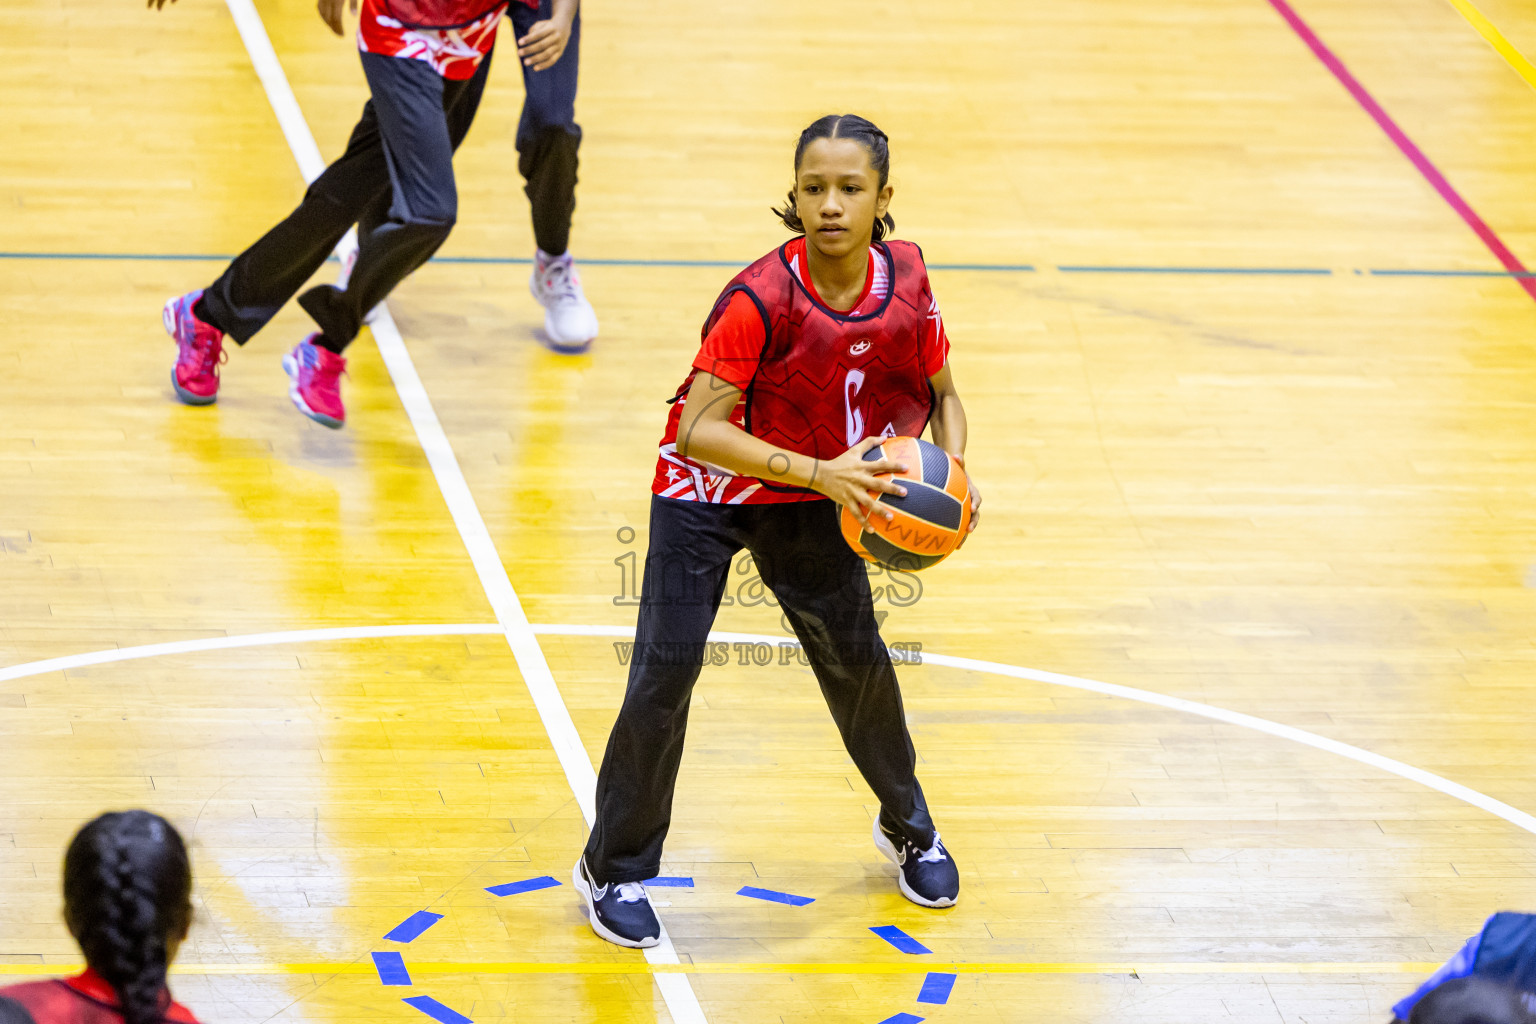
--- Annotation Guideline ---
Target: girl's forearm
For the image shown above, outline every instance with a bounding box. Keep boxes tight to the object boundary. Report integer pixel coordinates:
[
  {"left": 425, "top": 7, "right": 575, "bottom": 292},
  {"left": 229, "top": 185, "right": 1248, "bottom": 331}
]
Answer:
[{"left": 678, "top": 417, "right": 823, "bottom": 491}]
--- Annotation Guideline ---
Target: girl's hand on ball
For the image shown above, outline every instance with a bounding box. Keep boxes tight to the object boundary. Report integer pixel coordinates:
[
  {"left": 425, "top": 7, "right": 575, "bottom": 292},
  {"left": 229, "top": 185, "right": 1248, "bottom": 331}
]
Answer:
[{"left": 820, "top": 437, "right": 907, "bottom": 531}]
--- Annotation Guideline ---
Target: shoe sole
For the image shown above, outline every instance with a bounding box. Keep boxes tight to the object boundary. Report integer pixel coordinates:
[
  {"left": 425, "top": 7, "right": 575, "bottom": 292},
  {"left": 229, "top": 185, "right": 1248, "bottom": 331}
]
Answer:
[
  {"left": 165, "top": 299, "right": 218, "bottom": 406},
  {"left": 543, "top": 311, "right": 597, "bottom": 351},
  {"left": 872, "top": 818, "right": 958, "bottom": 909},
  {"left": 571, "top": 859, "right": 660, "bottom": 949},
  {"left": 530, "top": 272, "right": 598, "bottom": 352},
  {"left": 282, "top": 353, "right": 344, "bottom": 430}
]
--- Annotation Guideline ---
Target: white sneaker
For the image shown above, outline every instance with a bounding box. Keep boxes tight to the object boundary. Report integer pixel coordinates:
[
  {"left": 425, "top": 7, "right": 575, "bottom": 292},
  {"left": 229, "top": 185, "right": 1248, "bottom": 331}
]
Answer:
[{"left": 530, "top": 250, "right": 599, "bottom": 351}]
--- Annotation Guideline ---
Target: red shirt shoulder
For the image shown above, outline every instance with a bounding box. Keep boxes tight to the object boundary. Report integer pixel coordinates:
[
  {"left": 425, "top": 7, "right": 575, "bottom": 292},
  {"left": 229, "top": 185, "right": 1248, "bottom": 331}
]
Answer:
[
  {"left": 691, "top": 290, "right": 768, "bottom": 390},
  {"left": 0, "top": 972, "right": 201, "bottom": 1024}
]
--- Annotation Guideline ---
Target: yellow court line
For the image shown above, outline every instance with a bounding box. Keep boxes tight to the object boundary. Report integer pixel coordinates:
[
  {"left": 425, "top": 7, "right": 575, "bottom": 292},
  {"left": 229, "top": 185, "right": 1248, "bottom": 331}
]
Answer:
[
  {"left": 0, "top": 961, "right": 1441, "bottom": 977},
  {"left": 1444, "top": 0, "right": 1536, "bottom": 90}
]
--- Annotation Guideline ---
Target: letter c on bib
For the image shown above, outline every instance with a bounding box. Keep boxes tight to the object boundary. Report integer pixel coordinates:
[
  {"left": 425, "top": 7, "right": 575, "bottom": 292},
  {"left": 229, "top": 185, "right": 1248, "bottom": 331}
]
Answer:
[{"left": 844, "top": 369, "right": 866, "bottom": 446}]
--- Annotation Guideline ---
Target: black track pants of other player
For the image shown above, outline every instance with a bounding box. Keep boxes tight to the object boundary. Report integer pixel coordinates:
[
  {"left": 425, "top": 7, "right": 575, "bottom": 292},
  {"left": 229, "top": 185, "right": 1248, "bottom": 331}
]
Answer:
[
  {"left": 582, "top": 495, "right": 936, "bottom": 884},
  {"left": 509, "top": 0, "right": 581, "bottom": 256},
  {"left": 199, "top": 51, "right": 491, "bottom": 351}
]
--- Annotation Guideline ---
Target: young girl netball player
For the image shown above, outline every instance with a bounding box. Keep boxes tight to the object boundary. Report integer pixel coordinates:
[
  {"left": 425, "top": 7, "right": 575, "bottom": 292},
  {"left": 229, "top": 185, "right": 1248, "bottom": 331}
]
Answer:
[
  {"left": 573, "top": 114, "right": 981, "bottom": 948},
  {"left": 161, "top": 0, "right": 581, "bottom": 427},
  {"left": 0, "top": 811, "right": 202, "bottom": 1024}
]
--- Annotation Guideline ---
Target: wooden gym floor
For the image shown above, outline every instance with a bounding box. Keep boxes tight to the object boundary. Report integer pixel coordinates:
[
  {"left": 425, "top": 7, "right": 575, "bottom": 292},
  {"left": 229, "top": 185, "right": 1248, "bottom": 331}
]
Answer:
[{"left": 4, "top": 0, "right": 1536, "bottom": 1021}]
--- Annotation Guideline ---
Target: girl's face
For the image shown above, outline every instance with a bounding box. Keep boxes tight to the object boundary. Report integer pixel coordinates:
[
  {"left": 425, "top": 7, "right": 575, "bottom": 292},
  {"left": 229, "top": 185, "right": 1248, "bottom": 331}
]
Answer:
[{"left": 794, "top": 137, "right": 894, "bottom": 259}]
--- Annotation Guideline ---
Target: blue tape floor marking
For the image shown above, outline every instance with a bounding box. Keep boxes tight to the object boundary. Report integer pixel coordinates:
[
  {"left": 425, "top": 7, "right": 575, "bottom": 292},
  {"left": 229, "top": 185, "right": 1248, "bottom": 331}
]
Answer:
[
  {"left": 485, "top": 876, "right": 561, "bottom": 897},
  {"left": 877, "top": 1014, "right": 925, "bottom": 1024},
  {"left": 371, "top": 951, "right": 411, "bottom": 986},
  {"left": 1056, "top": 264, "right": 1331, "bottom": 275},
  {"left": 385, "top": 910, "right": 444, "bottom": 943},
  {"left": 737, "top": 886, "right": 815, "bottom": 907},
  {"left": 403, "top": 996, "right": 473, "bottom": 1024},
  {"left": 645, "top": 876, "right": 695, "bottom": 887},
  {"left": 870, "top": 925, "right": 933, "bottom": 955},
  {"left": 927, "top": 262, "right": 1035, "bottom": 272},
  {"left": 917, "top": 972, "right": 957, "bottom": 1004}
]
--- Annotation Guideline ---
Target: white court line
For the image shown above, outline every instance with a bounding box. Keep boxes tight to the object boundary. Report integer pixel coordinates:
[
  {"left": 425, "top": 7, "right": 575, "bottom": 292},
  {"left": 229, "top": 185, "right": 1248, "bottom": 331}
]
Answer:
[
  {"left": 533, "top": 624, "right": 1536, "bottom": 837},
  {"left": 216, "top": 1, "right": 708, "bottom": 1019},
  {"left": 0, "top": 624, "right": 502, "bottom": 684},
  {"left": 6, "top": 622, "right": 1535, "bottom": 838}
]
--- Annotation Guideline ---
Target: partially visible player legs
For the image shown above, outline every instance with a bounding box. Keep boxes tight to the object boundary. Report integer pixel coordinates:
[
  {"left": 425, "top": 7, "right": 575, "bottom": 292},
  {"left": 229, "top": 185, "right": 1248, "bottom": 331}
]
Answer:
[
  {"left": 334, "top": 51, "right": 493, "bottom": 308},
  {"left": 579, "top": 497, "right": 744, "bottom": 946},
  {"left": 747, "top": 501, "right": 960, "bottom": 909},
  {"left": 166, "top": 89, "right": 393, "bottom": 409},
  {"left": 577, "top": 496, "right": 958, "bottom": 949},
  {"left": 509, "top": 0, "right": 597, "bottom": 350},
  {"left": 166, "top": 51, "right": 492, "bottom": 427},
  {"left": 162, "top": 138, "right": 380, "bottom": 409},
  {"left": 289, "top": 52, "right": 492, "bottom": 425}
]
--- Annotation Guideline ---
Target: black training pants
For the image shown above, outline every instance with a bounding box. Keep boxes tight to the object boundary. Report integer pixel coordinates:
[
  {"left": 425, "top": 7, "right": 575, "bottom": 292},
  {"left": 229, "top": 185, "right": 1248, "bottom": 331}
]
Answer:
[
  {"left": 582, "top": 495, "right": 937, "bottom": 884},
  {"left": 509, "top": 0, "right": 582, "bottom": 256},
  {"left": 200, "top": 51, "right": 492, "bottom": 349}
]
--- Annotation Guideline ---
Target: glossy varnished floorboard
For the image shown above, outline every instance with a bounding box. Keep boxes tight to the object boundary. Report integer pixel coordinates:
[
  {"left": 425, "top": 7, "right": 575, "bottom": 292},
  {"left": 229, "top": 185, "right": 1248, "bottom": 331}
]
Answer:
[{"left": 3, "top": 0, "right": 1536, "bottom": 1021}]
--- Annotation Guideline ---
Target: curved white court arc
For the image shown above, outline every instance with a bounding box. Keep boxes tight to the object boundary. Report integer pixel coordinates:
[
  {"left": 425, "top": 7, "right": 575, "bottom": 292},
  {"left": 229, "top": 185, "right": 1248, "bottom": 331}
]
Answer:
[{"left": 5, "top": 622, "right": 1534, "bottom": 839}]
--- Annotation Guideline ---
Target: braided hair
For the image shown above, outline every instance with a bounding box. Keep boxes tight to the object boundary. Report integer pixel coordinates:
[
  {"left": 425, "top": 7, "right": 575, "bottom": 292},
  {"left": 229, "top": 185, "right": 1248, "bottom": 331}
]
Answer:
[
  {"left": 63, "top": 812, "right": 192, "bottom": 1024},
  {"left": 774, "top": 114, "right": 896, "bottom": 242}
]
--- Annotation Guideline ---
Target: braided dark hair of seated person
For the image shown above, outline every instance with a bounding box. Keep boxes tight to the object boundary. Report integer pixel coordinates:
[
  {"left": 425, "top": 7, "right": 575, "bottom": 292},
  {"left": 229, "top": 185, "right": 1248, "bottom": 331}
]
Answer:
[{"left": 63, "top": 812, "right": 193, "bottom": 1024}]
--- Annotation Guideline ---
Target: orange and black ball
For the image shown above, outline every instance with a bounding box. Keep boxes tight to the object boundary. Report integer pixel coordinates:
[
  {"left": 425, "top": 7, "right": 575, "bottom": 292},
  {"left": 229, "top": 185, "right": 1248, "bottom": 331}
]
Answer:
[{"left": 840, "top": 436, "right": 971, "bottom": 572}]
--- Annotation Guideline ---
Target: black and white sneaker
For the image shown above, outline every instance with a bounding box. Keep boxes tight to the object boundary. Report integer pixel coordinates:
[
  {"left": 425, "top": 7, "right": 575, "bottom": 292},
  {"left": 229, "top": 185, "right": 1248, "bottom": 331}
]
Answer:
[
  {"left": 874, "top": 817, "right": 960, "bottom": 908},
  {"left": 572, "top": 856, "right": 661, "bottom": 948}
]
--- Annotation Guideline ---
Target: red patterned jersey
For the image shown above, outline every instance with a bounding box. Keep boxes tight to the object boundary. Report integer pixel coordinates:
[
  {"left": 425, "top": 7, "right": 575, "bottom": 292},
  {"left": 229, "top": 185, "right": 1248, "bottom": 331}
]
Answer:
[
  {"left": 652, "top": 237, "right": 950, "bottom": 505},
  {"left": 0, "top": 970, "right": 202, "bottom": 1024},
  {"left": 359, "top": 0, "right": 523, "bottom": 80}
]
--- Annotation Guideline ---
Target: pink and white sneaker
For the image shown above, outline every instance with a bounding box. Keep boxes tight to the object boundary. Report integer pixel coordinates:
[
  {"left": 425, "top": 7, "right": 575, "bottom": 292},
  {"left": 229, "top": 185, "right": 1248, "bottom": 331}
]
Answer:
[
  {"left": 281, "top": 335, "right": 346, "bottom": 429},
  {"left": 163, "top": 290, "right": 226, "bottom": 406}
]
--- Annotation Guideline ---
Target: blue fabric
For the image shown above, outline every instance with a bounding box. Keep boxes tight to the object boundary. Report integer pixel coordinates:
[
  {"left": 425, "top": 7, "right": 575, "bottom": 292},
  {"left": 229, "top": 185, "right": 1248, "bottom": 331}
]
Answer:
[
  {"left": 1394, "top": 925, "right": 1485, "bottom": 1020},
  {"left": 1473, "top": 912, "right": 1536, "bottom": 991},
  {"left": 1395, "top": 912, "right": 1536, "bottom": 1019}
]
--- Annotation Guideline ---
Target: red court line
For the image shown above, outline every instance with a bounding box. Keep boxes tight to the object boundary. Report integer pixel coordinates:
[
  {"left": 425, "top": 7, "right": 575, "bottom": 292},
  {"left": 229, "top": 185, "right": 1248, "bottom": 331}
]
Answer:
[{"left": 1266, "top": 0, "right": 1536, "bottom": 304}]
